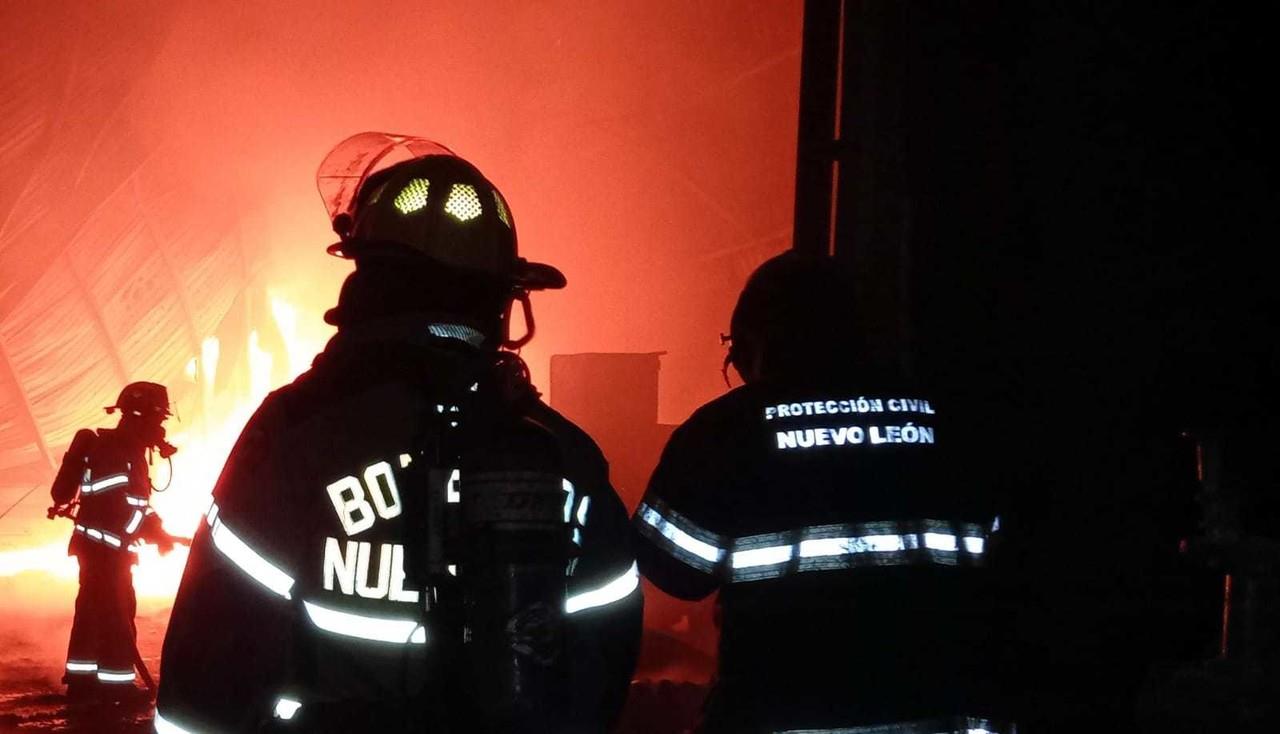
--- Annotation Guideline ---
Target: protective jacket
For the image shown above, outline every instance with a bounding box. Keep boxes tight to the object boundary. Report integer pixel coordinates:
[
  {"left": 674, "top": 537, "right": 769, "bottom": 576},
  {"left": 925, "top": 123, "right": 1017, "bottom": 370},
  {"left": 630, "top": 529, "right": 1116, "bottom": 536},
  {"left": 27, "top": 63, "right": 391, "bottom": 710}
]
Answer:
[
  {"left": 633, "top": 378, "right": 1008, "bottom": 734},
  {"left": 51, "top": 426, "right": 169, "bottom": 687},
  {"left": 156, "top": 318, "right": 642, "bottom": 734}
]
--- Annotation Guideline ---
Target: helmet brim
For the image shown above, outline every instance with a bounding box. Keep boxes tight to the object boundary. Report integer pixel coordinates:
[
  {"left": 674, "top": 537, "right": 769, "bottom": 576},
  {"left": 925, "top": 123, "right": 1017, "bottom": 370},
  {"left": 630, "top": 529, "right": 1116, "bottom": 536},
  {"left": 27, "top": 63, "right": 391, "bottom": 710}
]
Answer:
[
  {"left": 513, "top": 259, "right": 567, "bottom": 291},
  {"left": 327, "top": 241, "right": 566, "bottom": 291}
]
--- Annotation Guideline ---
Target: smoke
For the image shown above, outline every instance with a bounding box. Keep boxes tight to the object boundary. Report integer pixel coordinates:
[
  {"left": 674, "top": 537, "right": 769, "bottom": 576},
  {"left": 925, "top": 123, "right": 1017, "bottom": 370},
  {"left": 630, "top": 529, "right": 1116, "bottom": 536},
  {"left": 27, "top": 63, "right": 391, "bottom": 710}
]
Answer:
[{"left": 0, "top": 0, "right": 802, "bottom": 707}]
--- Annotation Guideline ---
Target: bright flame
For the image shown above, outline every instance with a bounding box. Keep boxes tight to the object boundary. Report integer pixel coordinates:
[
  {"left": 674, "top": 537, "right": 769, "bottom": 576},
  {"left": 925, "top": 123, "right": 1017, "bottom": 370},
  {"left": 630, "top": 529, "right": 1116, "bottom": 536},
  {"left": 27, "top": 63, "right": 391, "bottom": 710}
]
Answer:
[
  {"left": 201, "top": 336, "right": 221, "bottom": 386},
  {"left": 248, "top": 330, "right": 274, "bottom": 401},
  {"left": 0, "top": 541, "right": 78, "bottom": 579},
  {"left": 269, "top": 295, "right": 311, "bottom": 379}
]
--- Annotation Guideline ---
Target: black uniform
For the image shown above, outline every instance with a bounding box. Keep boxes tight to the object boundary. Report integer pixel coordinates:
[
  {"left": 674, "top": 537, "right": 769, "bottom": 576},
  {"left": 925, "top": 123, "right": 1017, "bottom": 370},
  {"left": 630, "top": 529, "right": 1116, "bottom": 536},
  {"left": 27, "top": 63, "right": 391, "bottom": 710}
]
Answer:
[
  {"left": 156, "top": 320, "right": 642, "bottom": 733},
  {"left": 50, "top": 426, "right": 169, "bottom": 690},
  {"left": 634, "top": 379, "right": 1007, "bottom": 733}
]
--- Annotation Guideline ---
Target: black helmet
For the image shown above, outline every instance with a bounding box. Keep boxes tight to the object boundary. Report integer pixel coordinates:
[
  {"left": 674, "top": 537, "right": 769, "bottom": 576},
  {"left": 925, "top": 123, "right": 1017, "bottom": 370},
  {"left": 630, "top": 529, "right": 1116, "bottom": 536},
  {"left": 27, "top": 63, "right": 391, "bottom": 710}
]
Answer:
[
  {"left": 316, "top": 132, "right": 565, "bottom": 291},
  {"left": 728, "top": 252, "right": 859, "bottom": 381},
  {"left": 106, "top": 381, "right": 171, "bottom": 419}
]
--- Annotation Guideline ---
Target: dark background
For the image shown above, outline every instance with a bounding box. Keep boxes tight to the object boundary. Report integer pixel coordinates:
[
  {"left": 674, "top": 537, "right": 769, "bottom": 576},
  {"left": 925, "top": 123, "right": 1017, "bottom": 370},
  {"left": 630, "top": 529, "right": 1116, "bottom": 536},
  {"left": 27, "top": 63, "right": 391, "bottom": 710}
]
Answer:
[{"left": 888, "top": 1, "right": 1275, "bottom": 728}]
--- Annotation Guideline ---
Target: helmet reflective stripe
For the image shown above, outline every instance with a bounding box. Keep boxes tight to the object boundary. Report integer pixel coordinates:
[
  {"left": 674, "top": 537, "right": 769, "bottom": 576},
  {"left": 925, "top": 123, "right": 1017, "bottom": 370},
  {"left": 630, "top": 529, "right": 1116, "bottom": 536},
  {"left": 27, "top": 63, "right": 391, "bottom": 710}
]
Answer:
[
  {"left": 393, "top": 177, "right": 431, "bottom": 214},
  {"left": 776, "top": 715, "right": 1003, "bottom": 734},
  {"left": 635, "top": 501, "right": 727, "bottom": 573},
  {"left": 492, "top": 190, "right": 511, "bottom": 227},
  {"left": 576, "top": 495, "right": 591, "bottom": 526},
  {"left": 209, "top": 510, "right": 295, "bottom": 600},
  {"left": 565, "top": 562, "right": 639, "bottom": 614},
  {"left": 273, "top": 697, "right": 303, "bottom": 720},
  {"left": 154, "top": 711, "right": 202, "bottom": 734},
  {"left": 97, "top": 668, "right": 136, "bottom": 683},
  {"left": 81, "top": 473, "right": 128, "bottom": 494},
  {"left": 302, "top": 599, "right": 426, "bottom": 644},
  {"left": 65, "top": 660, "right": 97, "bottom": 673},
  {"left": 443, "top": 183, "right": 482, "bottom": 221}
]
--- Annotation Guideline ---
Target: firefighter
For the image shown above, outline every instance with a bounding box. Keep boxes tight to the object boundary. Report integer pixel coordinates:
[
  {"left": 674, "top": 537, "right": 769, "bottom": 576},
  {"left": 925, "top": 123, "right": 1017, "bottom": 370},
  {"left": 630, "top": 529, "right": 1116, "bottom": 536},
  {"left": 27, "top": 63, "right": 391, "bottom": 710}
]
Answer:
[
  {"left": 50, "top": 381, "right": 181, "bottom": 703},
  {"left": 633, "top": 253, "right": 1011, "bottom": 733},
  {"left": 155, "top": 133, "right": 642, "bottom": 734}
]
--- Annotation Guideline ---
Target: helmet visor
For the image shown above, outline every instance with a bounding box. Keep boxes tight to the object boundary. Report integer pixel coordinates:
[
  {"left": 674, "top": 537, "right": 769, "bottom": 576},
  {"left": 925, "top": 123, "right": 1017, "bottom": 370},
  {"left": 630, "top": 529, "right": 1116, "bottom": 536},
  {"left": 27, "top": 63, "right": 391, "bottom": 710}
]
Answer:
[{"left": 316, "top": 132, "right": 457, "bottom": 228}]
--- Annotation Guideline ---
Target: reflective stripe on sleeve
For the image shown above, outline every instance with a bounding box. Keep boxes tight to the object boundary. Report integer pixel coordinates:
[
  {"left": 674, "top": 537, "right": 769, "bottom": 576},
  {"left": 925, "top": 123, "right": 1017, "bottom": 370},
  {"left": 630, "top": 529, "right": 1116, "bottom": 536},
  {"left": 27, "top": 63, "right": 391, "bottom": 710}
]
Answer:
[
  {"left": 81, "top": 473, "right": 129, "bottom": 494},
  {"left": 566, "top": 561, "right": 640, "bottom": 614},
  {"left": 635, "top": 500, "right": 727, "bottom": 574},
  {"left": 302, "top": 600, "right": 426, "bottom": 644},
  {"left": 126, "top": 495, "right": 150, "bottom": 507},
  {"left": 208, "top": 503, "right": 295, "bottom": 600},
  {"left": 562, "top": 479, "right": 575, "bottom": 523},
  {"left": 125, "top": 510, "right": 144, "bottom": 534}
]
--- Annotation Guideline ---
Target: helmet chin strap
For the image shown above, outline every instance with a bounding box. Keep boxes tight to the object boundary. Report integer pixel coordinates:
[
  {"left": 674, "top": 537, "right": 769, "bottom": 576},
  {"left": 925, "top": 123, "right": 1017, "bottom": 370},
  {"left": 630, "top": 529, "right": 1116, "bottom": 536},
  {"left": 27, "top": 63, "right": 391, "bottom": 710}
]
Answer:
[{"left": 502, "top": 291, "right": 536, "bottom": 350}]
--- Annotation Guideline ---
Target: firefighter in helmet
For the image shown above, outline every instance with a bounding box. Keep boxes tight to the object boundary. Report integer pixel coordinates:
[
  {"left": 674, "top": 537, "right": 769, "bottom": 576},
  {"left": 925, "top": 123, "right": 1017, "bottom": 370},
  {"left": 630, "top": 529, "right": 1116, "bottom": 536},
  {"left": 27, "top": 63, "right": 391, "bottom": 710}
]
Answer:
[
  {"left": 156, "top": 133, "right": 642, "bottom": 733},
  {"left": 49, "top": 380, "right": 181, "bottom": 702},
  {"left": 633, "top": 252, "right": 1012, "bottom": 733}
]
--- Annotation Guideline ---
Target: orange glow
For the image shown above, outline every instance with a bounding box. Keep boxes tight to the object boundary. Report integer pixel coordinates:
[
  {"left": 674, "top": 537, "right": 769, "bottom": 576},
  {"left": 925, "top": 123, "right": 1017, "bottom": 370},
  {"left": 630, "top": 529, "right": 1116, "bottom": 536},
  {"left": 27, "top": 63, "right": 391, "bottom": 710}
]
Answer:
[{"left": 0, "top": 1, "right": 803, "bottom": 693}]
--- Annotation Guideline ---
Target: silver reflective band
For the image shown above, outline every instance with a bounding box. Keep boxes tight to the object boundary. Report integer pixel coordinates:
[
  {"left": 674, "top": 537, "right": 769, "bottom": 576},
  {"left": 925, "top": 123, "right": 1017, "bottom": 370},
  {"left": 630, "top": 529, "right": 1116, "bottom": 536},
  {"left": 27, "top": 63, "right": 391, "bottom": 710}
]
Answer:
[
  {"left": 302, "top": 599, "right": 427, "bottom": 644},
  {"left": 205, "top": 500, "right": 220, "bottom": 527},
  {"left": 730, "top": 520, "right": 988, "bottom": 582},
  {"left": 154, "top": 710, "right": 203, "bottom": 734},
  {"left": 75, "top": 524, "right": 130, "bottom": 551},
  {"left": 636, "top": 502, "right": 726, "bottom": 568},
  {"left": 81, "top": 473, "right": 129, "bottom": 494},
  {"left": 446, "top": 469, "right": 461, "bottom": 504},
  {"left": 126, "top": 495, "right": 149, "bottom": 507},
  {"left": 562, "top": 479, "right": 575, "bottom": 523},
  {"left": 778, "top": 716, "right": 1003, "bottom": 734},
  {"left": 209, "top": 505, "right": 295, "bottom": 600},
  {"left": 427, "top": 322, "right": 486, "bottom": 347},
  {"left": 97, "top": 668, "right": 136, "bottom": 683},
  {"left": 65, "top": 660, "right": 97, "bottom": 673},
  {"left": 566, "top": 561, "right": 640, "bottom": 614},
  {"left": 274, "top": 697, "right": 302, "bottom": 720},
  {"left": 125, "top": 510, "right": 144, "bottom": 534}
]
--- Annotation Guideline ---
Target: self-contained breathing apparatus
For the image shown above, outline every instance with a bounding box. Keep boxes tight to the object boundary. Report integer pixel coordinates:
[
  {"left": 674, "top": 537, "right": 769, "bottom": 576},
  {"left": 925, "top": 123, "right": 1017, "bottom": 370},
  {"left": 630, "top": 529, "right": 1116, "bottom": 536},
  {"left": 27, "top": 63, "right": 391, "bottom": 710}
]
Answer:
[{"left": 390, "top": 351, "right": 575, "bottom": 731}]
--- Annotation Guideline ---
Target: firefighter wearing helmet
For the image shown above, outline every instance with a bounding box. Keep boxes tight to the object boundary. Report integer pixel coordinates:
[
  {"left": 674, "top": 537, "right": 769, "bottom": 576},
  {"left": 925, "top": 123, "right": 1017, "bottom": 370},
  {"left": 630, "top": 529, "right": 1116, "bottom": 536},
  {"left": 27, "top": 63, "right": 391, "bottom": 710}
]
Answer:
[
  {"left": 156, "top": 133, "right": 642, "bottom": 733},
  {"left": 632, "top": 253, "right": 1012, "bottom": 733},
  {"left": 48, "top": 381, "right": 183, "bottom": 704}
]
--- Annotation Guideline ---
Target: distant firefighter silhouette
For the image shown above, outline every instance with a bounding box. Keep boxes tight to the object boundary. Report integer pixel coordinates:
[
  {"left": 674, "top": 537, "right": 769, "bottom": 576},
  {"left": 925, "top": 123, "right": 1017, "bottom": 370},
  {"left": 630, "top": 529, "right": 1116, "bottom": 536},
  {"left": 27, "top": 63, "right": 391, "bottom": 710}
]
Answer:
[{"left": 48, "top": 381, "right": 183, "bottom": 704}]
